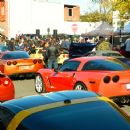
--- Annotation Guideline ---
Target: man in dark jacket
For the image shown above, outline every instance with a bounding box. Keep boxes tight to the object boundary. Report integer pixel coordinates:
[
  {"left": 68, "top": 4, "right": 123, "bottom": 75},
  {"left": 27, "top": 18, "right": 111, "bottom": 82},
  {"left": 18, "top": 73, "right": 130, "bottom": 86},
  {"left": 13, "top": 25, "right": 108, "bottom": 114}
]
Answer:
[{"left": 46, "top": 41, "right": 59, "bottom": 69}]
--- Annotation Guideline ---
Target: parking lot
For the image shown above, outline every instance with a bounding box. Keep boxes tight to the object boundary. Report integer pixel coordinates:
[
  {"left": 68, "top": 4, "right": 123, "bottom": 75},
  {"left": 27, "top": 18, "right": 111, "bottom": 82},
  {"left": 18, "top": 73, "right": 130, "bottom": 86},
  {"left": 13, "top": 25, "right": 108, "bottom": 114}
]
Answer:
[{"left": 13, "top": 79, "right": 130, "bottom": 116}]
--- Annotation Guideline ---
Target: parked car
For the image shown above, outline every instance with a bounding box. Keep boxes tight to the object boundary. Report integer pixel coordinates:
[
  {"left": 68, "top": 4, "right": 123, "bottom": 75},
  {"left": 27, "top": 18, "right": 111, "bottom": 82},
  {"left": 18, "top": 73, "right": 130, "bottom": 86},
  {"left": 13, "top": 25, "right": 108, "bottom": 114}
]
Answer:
[
  {"left": 29, "top": 47, "right": 69, "bottom": 66},
  {"left": 29, "top": 47, "right": 43, "bottom": 59},
  {"left": 86, "top": 50, "right": 125, "bottom": 58},
  {"left": 86, "top": 50, "right": 130, "bottom": 66},
  {"left": 0, "top": 73, "right": 14, "bottom": 102},
  {"left": 0, "top": 90, "right": 130, "bottom": 130},
  {"left": 0, "top": 51, "right": 44, "bottom": 78},
  {"left": 57, "top": 49, "right": 69, "bottom": 65},
  {"left": 35, "top": 56, "right": 130, "bottom": 104}
]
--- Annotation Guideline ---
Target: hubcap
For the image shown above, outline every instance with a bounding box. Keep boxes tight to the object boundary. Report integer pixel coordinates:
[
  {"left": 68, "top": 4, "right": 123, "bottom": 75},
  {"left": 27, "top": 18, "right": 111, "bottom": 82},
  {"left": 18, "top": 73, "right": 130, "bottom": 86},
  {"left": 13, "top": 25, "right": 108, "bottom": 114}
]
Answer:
[
  {"left": 35, "top": 75, "right": 43, "bottom": 93},
  {"left": 75, "top": 84, "right": 84, "bottom": 90}
]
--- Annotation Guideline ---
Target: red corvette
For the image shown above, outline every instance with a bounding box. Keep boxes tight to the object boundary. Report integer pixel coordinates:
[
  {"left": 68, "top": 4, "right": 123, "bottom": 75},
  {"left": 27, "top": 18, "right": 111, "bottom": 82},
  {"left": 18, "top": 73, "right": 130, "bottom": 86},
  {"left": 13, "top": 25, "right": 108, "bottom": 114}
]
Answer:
[
  {"left": 0, "top": 73, "right": 14, "bottom": 102},
  {"left": 35, "top": 56, "right": 130, "bottom": 103},
  {"left": 0, "top": 51, "right": 44, "bottom": 78}
]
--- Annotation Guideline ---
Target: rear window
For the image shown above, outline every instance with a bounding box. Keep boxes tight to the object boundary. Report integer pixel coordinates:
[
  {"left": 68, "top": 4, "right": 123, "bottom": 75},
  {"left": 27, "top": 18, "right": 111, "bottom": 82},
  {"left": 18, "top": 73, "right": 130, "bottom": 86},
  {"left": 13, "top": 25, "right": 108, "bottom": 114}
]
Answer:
[
  {"left": 2, "top": 52, "right": 30, "bottom": 60},
  {"left": 20, "top": 101, "right": 130, "bottom": 130},
  {"left": 82, "top": 59, "right": 130, "bottom": 71}
]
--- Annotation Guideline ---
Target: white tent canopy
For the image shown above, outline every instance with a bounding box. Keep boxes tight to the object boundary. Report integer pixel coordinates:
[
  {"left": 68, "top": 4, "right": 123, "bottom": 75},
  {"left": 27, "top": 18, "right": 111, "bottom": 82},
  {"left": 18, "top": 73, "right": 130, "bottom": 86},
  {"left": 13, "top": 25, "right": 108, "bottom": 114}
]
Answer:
[{"left": 86, "top": 22, "right": 114, "bottom": 36}]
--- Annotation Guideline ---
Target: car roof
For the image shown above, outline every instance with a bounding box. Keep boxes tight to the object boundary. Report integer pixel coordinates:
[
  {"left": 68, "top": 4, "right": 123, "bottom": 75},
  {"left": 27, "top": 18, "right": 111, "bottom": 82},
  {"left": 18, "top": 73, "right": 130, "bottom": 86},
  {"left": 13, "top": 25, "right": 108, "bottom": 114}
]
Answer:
[
  {"left": 1, "top": 90, "right": 99, "bottom": 113},
  {"left": 69, "top": 56, "right": 114, "bottom": 62},
  {"left": 4, "top": 91, "right": 130, "bottom": 130}
]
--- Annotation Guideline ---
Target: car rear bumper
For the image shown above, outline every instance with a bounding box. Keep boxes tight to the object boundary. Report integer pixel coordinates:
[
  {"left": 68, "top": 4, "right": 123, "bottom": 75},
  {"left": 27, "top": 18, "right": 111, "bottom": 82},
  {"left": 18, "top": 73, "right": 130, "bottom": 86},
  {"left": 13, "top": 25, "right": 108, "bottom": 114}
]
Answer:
[{"left": 9, "top": 72, "right": 36, "bottom": 79}]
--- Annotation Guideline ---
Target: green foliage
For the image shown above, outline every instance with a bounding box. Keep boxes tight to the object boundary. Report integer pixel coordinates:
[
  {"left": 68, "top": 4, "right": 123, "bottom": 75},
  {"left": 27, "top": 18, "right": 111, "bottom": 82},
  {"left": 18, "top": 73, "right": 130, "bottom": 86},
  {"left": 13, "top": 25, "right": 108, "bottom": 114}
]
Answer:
[
  {"left": 80, "top": 11, "right": 101, "bottom": 22},
  {"left": 80, "top": 11, "right": 112, "bottom": 24},
  {"left": 89, "top": 0, "right": 130, "bottom": 24},
  {"left": 91, "top": 0, "right": 130, "bottom": 19}
]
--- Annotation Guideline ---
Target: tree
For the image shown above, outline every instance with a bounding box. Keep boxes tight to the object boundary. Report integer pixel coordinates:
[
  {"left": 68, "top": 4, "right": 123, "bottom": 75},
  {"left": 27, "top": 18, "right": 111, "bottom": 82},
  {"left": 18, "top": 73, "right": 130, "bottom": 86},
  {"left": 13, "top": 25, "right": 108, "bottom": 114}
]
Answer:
[
  {"left": 80, "top": 11, "right": 112, "bottom": 24},
  {"left": 91, "top": 0, "right": 130, "bottom": 19},
  {"left": 91, "top": 0, "right": 111, "bottom": 13},
  {"left": 80, "top": 11, "right": 101, "bottom": 22}
]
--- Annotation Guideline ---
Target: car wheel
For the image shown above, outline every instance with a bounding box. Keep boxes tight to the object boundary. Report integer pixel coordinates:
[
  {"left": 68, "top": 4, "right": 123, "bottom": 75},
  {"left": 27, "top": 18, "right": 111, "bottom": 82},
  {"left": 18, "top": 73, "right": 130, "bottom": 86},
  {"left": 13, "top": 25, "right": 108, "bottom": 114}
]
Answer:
[
  {"left": 74, "top": 82, "right": 87, "bottom": 90},
  {"left": 35, "top": 74, "right": 45, "bottom": 93}
]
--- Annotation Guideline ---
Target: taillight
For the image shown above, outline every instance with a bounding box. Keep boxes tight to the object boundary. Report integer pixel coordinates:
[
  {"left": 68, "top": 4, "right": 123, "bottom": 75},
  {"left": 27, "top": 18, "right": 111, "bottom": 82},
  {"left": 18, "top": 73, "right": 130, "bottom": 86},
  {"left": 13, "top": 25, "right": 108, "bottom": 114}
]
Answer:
[
  {"left": 33, "top": 59, "right": 37, "bottom": 64},
  {"left": 13, "top": 61, "right": 17, "bottom": 65},
  {"left": 112, "top": 75, "right": 119, "bottom": 83},
  {"left": 7, "top": 61, "right": 11, "bottom": 65},
  {"left": 103, "top": 76, "right": 111, "bottom": 83},
  {"left": 38, "top": 59, "right": 42, "bottom": 64},
  {"left": 1, "top": 78, "right": 10, "bottom": 86}
]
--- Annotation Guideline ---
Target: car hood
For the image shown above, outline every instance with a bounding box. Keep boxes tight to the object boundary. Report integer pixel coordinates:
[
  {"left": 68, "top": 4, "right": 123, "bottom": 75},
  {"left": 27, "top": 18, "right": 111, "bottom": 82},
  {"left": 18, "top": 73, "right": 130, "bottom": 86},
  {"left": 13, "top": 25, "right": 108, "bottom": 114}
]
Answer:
[{"left": 69, "top": 42, "right": 96, "bottom": 59}]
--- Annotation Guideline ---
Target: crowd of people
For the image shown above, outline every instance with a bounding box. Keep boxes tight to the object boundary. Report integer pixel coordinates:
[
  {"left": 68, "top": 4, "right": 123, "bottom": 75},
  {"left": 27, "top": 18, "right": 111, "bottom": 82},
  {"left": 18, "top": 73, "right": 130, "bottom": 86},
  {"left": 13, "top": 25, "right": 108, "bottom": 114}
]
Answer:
[
  {"left": 0, "top": 34, "right": 72, "bottom": 69},
  {"left": 0, "top": 33, "right": 130, "bottom": 69}
]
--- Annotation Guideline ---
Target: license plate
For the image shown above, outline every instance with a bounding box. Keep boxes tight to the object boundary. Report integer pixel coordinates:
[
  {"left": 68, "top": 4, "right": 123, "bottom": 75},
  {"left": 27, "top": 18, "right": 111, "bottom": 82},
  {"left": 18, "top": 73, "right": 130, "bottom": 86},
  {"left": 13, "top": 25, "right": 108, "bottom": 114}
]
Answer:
[
  {"left": 20, "top": 66, "right": 30, "bottom": 70},
  {"left": 126, "top": 84, "right": 130, "bottom": 90}
]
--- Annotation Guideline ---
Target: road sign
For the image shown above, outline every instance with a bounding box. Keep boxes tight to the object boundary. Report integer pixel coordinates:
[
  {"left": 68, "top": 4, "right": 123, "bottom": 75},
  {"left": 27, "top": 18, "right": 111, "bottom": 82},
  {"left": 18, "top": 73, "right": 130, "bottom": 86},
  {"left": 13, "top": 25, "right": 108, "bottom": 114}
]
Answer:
[{"left": 72, "top": 24, "right": 78, "bottom": 33}]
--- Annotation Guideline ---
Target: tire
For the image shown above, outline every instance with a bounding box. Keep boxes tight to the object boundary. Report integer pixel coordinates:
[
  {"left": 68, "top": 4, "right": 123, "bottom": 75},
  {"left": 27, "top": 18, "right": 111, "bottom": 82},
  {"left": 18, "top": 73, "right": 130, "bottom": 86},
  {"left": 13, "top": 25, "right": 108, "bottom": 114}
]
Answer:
[
  {"left": 74, "top": 82, "right": 87, "bottom": 90},
  {"left": 35, "top": 74, "right": 46, "bottom": 93}
]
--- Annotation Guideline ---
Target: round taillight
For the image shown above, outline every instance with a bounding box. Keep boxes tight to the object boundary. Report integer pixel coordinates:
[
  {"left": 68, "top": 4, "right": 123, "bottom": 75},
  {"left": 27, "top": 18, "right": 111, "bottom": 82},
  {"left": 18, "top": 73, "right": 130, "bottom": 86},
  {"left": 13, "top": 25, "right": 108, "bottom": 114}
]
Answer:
[
  {"left": 7, "top": 61, "right": 11, "bottom": 65},
  {"left": 112, "top": 75, "right": 119, "bottom": 83},
  {"left": 103, "top": 76, "right": 111, "bottom": 83},
  {"left": 33, "top": 59, "right": 37, "bottom": 64},
  {"left": 38, "top": 59, "right": 42, "bottom": 64},
  {"left": 13, "top": 61, "right": 17, "bottom": 65},
  {"left": 3, "top": 78, "right": 10, "bottom": 86}
]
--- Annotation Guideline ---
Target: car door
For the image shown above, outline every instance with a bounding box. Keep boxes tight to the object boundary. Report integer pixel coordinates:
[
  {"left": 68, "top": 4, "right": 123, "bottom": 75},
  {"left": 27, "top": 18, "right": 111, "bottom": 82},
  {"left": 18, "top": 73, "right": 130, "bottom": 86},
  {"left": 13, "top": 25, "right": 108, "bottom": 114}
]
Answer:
[{"left": 49, "top": 61, "right": 80, "bottom": 90}]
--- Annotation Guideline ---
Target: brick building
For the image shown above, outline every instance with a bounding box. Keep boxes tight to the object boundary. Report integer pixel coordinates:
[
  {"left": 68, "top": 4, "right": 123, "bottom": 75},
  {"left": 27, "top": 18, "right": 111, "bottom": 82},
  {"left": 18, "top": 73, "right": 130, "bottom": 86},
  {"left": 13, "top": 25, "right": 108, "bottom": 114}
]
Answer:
[
  {"left": 0, "top": 0, "right": 8, "bottom": 36},
  {"left": 64, "top": 4, "right": 80, "bottom": 22}
]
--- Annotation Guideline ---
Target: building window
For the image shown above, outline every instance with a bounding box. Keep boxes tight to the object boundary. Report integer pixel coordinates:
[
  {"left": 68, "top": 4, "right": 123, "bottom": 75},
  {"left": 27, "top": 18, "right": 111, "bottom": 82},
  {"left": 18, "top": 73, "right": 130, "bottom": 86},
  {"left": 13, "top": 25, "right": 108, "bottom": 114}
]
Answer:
[{"left": 68, "top": 8, "right": 72, "bottom": 16}]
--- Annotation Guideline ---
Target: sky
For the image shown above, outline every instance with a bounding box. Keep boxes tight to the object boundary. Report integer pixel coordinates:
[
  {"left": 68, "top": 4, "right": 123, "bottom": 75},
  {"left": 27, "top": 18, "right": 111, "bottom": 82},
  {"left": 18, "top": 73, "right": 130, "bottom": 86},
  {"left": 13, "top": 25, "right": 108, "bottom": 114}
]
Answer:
[{"left": 63, "top": 0, "right": 99, "bottom": 14}]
